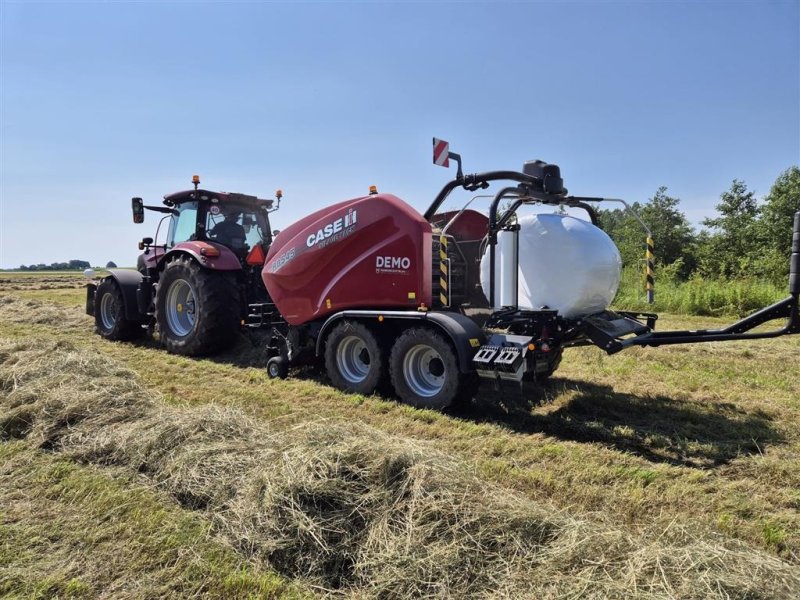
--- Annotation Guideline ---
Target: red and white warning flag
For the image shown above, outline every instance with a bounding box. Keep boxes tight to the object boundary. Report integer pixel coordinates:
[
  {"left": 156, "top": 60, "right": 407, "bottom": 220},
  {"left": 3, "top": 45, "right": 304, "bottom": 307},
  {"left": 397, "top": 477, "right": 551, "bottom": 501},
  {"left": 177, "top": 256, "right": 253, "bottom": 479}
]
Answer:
[{"left": 433, "top": 138, "right": 449, "bottom": 167}]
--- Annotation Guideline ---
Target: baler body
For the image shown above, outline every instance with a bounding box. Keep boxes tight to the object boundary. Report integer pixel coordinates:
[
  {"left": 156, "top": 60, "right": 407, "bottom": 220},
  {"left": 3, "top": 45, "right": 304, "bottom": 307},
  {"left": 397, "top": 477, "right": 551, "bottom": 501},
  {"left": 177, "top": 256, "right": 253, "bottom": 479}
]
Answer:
[{"left": 262, "top": 193, "right": 433, "bottom": 325}]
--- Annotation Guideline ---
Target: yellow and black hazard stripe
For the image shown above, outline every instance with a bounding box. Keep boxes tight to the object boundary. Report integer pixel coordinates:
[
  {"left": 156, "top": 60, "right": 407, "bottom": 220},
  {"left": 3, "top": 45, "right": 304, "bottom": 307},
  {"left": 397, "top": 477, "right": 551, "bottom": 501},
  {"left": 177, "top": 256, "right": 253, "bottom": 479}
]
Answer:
[
  {"left": 645, "top": 236, "right": 655, "bottom": 302},
  {"left": 439, "top": 234, "right": 449, "bottom": 307}
]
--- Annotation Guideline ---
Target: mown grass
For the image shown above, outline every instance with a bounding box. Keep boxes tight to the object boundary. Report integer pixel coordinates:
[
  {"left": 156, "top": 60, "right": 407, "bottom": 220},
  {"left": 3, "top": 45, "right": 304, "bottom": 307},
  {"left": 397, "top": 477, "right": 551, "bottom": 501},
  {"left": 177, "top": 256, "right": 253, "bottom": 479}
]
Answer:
[
  {"left": 1, "top": 272, "right": 800, "bottom": 597},
  {"left": 0, "top": 441, "right": 302, "bottom": 599}
]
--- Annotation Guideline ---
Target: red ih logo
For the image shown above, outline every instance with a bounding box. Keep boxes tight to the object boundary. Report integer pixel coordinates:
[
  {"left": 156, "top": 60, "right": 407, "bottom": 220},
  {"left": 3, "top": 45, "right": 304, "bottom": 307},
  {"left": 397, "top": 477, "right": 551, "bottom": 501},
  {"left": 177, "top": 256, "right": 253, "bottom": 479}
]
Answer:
[{"left": 433, "top": 138, "right": 449, "bottom": 167}]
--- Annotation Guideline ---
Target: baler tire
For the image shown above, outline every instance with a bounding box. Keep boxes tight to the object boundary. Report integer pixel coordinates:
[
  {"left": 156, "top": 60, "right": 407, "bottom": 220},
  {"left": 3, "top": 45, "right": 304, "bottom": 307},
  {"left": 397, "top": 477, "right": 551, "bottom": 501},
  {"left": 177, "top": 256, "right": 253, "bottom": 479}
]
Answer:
[
  {"left": 155, "top": 255, "right": 240, "bottom": 356},
  {"left": 94, "top": 278, "right": 144, "bottom": 341},
  {"left": 324, "top": 321, "right": 384, "bottom": 395},
  {"left": 389, "top": 328, "right": 462, "bottom": 410}
]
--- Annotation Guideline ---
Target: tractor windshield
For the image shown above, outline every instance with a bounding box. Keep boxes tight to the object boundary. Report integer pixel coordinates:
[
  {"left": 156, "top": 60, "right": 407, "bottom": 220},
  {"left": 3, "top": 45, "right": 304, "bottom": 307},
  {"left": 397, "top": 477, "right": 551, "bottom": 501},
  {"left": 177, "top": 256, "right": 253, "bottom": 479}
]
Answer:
[
  {"left": 166, "top": 201, "right": 199, "bottom": 247},
  {"left": 206, "top": 203, "right": 269, "bottom": 252}
]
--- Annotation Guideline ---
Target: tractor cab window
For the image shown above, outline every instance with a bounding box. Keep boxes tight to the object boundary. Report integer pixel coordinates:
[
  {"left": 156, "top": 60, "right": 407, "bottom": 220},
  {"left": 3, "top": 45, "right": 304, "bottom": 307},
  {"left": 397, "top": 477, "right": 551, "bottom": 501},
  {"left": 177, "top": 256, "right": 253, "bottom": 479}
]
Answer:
[
  {"left": 167, "top": 201, "right": 198, "bottom": 247},
  {"left": 206, "top": 203, "right": 269, "bottom": 252}
]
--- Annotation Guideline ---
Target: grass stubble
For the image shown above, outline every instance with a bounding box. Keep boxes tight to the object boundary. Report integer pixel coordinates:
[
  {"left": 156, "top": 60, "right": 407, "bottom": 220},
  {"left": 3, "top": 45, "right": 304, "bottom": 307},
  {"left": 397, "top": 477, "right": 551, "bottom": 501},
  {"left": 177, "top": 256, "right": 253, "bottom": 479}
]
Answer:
[{"left": 0, "top": 275, "right": 799, "bottom": 598}]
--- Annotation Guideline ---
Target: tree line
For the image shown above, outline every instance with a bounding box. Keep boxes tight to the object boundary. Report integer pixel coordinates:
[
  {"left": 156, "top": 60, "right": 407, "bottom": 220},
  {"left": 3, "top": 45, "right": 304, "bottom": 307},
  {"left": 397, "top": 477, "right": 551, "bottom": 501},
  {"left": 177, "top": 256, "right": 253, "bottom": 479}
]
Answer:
[
  {"left": 15, "top": 260, "right": 117, "bottom": 271},
  {"left": 597, "top": 166, "right": 800, "bottom": 284}
]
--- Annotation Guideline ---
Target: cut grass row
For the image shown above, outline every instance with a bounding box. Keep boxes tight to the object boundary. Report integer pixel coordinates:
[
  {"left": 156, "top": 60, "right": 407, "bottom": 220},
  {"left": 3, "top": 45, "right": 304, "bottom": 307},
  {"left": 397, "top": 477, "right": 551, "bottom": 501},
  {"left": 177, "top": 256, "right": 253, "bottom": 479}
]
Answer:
[
  {"left": 1, "top": 274, "right": 799, "bottom": 597},
  {"left": 0, "top": 441, "right": 302, "bottom": 599},
  {"left": 3, "top": 329, "right": 798, "bottom": 598},
  {"left": 2, "top": 284, "right": 799, "bottom": 559}
]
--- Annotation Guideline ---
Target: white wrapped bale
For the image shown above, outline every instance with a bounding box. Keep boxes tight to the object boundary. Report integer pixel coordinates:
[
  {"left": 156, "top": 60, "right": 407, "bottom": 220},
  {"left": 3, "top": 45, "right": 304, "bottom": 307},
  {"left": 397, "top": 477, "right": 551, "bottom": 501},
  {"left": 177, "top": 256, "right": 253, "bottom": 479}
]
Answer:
[{"left": 480, "top": 213, "right": 622, "bottom": 318}]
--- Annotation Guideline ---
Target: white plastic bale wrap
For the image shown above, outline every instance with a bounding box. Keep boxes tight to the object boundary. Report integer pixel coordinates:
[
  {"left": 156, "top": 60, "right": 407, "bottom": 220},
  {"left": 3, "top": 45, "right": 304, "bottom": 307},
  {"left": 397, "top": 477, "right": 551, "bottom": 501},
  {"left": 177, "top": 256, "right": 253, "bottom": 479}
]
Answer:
[{"left": 480, "top": 214, "right": 622, "bottom": 318}]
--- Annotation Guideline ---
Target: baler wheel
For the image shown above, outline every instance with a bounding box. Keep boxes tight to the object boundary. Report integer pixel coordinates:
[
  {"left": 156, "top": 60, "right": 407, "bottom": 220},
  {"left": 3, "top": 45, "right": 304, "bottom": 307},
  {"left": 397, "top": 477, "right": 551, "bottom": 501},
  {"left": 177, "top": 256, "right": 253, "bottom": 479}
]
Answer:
[
  {"left": 155, "top": 255, "right": 240, "bottom": 356},
  {"left": 94, "top": 278, "right": 144, "bottom": 341},
  {"left": 324, "top": 321, "right": 384, "bottom": 394},
  {"left": 267, "top": 356, "right": 289, "bottom": 379},
  {"left": 389, "top": 328, "right": 463, "bottom": 410}
]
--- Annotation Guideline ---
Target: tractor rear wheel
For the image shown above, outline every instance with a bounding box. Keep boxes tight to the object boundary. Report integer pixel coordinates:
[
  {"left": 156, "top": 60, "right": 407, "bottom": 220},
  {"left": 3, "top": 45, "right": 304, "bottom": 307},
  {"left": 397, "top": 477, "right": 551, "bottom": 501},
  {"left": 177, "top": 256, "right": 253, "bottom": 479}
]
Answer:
[
  {"left": 324, "top": 321, "right": 384, "bottom": 394},
  {"left": 389, "top": 327, "right": 468, "bottom": 410},
  {"left": 94, "top": 278, "right": 144, "bottom": 341},
  {"left": 155, "top": 255, "right": 240, "bottom": 356}
]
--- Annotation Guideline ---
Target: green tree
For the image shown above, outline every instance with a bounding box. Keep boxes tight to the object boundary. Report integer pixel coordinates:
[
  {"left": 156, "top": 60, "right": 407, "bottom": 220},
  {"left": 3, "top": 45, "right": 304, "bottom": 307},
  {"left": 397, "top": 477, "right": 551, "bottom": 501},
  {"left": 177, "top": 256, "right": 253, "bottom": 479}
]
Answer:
[
  {"left": 699, "top": 180, "right": 761, "bottom": 279},
  {"left": 760, "top": 166, "right": 800, "bottom": 278},
  {"left": 598, "top": 187, "right": 696, "bottom": 279}
]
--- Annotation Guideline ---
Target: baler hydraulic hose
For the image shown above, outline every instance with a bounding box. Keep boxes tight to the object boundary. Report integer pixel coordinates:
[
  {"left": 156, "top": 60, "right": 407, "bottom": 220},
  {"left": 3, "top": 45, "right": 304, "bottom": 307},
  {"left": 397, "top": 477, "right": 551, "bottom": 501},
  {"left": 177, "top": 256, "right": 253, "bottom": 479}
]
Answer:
[{"left": 424, "top": 170, "right": 550, "bottom": 221}]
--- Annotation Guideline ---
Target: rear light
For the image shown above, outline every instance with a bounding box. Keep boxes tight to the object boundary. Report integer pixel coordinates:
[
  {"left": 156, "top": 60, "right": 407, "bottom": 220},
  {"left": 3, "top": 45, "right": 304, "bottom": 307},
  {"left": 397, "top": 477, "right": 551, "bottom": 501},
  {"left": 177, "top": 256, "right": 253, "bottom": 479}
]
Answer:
[
  {"left": 246, "top": 244, "right": 266, "bottom": 266},
  {"left": 200, "top": 246, "right": 220, "bottom": 257}
]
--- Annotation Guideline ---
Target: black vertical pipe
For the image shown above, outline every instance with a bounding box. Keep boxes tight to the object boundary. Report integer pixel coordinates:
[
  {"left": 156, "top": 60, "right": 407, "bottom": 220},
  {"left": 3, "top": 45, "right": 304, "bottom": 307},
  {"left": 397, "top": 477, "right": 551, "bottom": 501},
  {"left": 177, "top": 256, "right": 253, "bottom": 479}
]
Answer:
[{"left": 790, "top": 211, "right": 800, "bottom": 296}]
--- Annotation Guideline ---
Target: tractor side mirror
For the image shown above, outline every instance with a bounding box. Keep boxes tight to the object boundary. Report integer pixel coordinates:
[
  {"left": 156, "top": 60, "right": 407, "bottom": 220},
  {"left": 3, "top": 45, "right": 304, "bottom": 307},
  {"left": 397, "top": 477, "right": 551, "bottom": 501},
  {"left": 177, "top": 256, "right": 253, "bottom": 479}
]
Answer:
[{"left": 132, "top": 197, "right": 144, "bottom": 223}]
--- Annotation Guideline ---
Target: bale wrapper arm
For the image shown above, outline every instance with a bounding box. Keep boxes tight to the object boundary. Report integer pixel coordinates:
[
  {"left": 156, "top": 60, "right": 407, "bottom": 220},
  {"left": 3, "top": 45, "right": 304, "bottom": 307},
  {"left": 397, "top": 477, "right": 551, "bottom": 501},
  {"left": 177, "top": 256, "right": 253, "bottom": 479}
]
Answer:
[{"left": 588, "top": 211, "right": 800, "bottom": 354}]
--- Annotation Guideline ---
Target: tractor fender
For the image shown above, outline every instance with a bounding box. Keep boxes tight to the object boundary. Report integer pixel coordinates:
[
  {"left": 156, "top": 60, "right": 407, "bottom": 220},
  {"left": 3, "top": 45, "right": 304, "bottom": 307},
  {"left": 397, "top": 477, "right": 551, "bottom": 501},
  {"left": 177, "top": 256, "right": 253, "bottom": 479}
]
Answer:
[
  {"left": 104, "top": 269, "right": 148, "bottom": 321},
  {"left": 315, "top": 310, "right": 486, "bottom": 373},
  {"left": 161, "top": 241, "right": 242, "bottom": 271}
]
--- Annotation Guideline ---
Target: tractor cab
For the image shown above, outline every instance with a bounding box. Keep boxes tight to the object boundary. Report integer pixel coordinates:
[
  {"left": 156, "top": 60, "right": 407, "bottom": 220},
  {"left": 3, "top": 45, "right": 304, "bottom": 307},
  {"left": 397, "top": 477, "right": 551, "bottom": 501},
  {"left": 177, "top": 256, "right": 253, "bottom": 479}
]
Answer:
[
  {"left": 162, "top": 189, "right": 275, "bottom": 260},
  {"left": 132, "top": 176, "right": 282, "bottom": 271}
]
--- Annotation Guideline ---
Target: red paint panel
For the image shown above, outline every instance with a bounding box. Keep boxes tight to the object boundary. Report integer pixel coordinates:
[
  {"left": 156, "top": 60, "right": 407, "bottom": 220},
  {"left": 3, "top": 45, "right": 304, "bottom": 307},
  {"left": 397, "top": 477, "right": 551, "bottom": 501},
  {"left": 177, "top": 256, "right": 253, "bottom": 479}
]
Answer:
[
  {"left": 262, "top": 194, "right": 432, "bottom": 325},
  {"left": 141, "top": 242, "right": 241, "bottom": 271},
  {"left": 430, "top": 209, "right": 489, "bottom": 241}
]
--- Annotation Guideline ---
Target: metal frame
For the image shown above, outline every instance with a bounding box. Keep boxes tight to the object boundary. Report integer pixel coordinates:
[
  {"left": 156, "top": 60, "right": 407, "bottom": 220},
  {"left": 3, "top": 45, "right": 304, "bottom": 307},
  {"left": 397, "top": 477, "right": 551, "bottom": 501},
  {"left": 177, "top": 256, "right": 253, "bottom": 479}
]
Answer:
[{"left": 426, "top": 157, "right": 800, "bottom": 355}]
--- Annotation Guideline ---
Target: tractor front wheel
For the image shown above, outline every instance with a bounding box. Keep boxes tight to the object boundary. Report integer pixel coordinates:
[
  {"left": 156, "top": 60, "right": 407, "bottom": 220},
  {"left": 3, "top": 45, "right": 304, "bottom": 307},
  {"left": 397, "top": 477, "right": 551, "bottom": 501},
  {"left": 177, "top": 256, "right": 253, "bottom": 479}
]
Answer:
[
  {"left": 94, "top": 278, "right": 144, "bottom": 341},
  {"left": 155, "top": 255, "right": 240, "bottom": 356}
]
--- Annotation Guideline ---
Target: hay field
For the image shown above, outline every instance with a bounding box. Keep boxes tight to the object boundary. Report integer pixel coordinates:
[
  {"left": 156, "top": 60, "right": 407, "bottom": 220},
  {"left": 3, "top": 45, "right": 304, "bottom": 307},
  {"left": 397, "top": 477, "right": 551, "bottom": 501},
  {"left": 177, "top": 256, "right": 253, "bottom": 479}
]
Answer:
[{"left": 1, "top": 272, "right": 799, "bottom": 599}]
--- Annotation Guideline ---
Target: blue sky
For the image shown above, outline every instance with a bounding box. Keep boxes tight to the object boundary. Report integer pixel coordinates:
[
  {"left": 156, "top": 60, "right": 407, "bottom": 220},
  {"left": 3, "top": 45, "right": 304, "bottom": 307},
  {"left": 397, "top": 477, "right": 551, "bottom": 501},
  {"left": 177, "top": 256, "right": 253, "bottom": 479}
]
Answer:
[{"left": 1, "top": 0, "right": 798, "bottom": 268}]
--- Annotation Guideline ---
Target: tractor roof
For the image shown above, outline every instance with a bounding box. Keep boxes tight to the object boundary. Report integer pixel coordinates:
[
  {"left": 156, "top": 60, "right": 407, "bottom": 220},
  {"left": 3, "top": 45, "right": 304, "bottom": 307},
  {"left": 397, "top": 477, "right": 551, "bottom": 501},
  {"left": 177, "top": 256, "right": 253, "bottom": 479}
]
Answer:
[{"left": 163, "top": 189, "right": 274, "bottom": 209}]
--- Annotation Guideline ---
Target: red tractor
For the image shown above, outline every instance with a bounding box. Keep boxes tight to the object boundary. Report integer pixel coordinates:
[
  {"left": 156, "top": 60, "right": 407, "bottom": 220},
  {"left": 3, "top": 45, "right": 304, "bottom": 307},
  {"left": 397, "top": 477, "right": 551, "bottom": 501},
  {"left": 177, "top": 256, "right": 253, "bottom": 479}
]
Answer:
[{"left": 87, "top": 176, "right": 282, "bottom": 357}]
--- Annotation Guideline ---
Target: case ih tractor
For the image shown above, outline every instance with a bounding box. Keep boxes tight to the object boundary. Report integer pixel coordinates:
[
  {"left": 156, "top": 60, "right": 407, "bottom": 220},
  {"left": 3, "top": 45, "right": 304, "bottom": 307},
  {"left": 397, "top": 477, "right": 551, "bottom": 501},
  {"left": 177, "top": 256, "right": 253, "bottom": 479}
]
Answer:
[
  {"left": 87, "top": 176, "right": 282, "bottom": 356},
  {"left": 88, "top": 144, "right": 800, "bottom": 410}
]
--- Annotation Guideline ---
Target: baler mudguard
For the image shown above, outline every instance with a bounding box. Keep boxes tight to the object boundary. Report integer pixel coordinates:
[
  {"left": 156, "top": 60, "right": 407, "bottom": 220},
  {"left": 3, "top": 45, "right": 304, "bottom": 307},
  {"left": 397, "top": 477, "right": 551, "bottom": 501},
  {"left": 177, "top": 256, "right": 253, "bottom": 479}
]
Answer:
[{"left": 316, "top": 310, "right": 486, "bottom": 373}]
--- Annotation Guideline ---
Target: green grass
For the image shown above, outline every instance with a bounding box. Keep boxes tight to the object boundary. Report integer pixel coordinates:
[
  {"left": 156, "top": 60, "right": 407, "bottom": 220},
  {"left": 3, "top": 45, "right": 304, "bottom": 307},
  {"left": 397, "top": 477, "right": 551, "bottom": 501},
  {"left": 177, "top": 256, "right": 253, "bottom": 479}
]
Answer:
[
  {"left": 613, "top": 266, "right": 786, "bottom": 317},
  {"left": 1, "top": 272, "right": 799, "bottom": 597}
]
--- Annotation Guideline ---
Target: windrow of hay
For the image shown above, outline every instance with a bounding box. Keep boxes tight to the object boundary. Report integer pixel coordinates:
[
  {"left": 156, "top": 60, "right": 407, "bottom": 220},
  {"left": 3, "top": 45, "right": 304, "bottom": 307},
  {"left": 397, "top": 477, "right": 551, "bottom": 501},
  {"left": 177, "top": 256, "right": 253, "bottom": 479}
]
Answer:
[
  {"left": 1, "top": 336, "right": 799, "bottom": 598},
  {"left": 0, "top": 294, "right": 90, "bottom": 330}
]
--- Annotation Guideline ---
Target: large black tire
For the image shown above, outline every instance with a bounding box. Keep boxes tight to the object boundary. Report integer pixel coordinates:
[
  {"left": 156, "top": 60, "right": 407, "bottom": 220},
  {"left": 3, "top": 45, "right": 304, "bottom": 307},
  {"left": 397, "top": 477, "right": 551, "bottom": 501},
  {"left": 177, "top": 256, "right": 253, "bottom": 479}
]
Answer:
[
  {"left": 155, "top": 255, "right": 240, "bottom": 356},
  {"left": 94, "top": 278, "right": 144, "bottom": 341},
  {"left": 389, "top": 327, "right": 473, "bottom": 410},
  {"left": 324, "top": 321, "right": 384, "bottom": 394}
]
